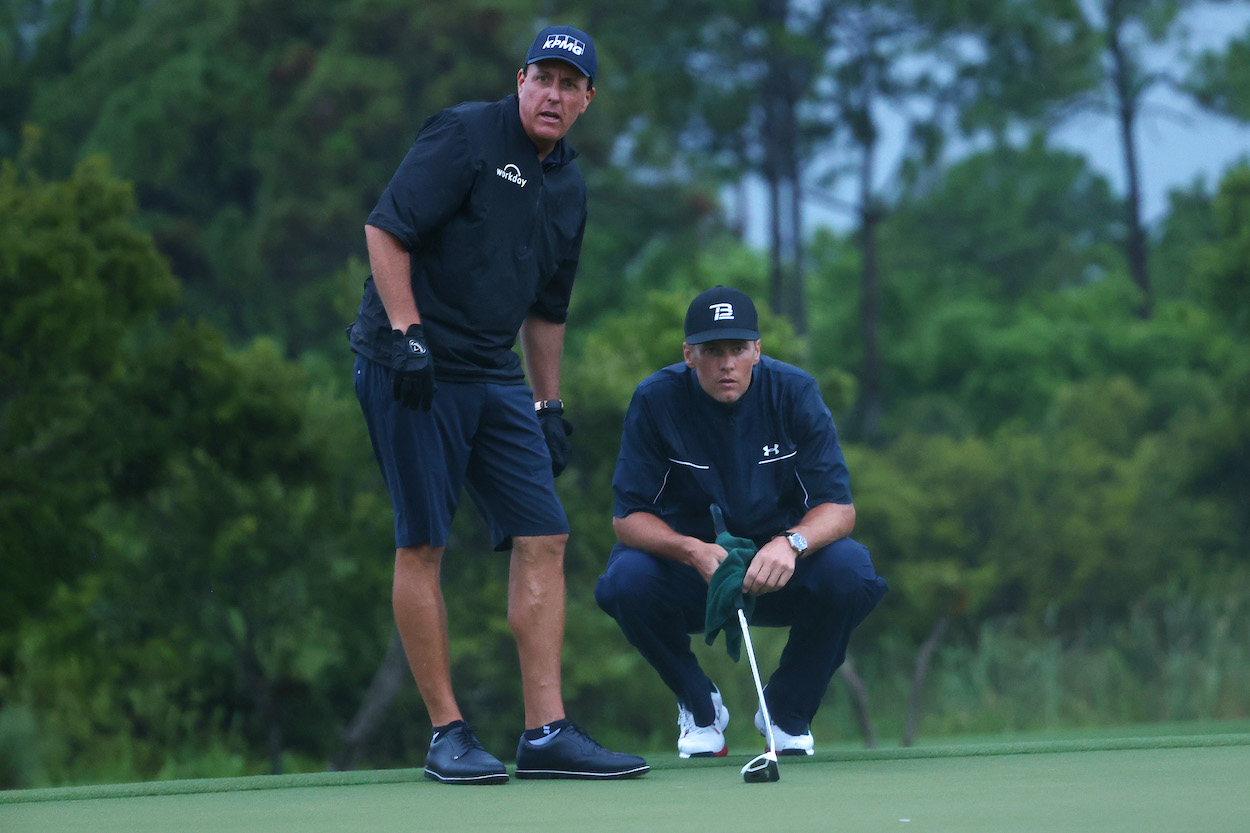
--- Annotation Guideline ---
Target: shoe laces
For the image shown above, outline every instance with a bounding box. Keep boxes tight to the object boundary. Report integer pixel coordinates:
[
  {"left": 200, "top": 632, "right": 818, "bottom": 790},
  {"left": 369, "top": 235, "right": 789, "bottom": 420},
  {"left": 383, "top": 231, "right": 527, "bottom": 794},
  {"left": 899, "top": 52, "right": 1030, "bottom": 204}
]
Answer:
[
  {"left": 677, "top": 705, "right": 698, "bottom": 736},
  {"left": 564, "top": 722, "right": 606, "bottom": 751},
  {"left": 442, "top": 722, "right": 486, "bottom": 755}
]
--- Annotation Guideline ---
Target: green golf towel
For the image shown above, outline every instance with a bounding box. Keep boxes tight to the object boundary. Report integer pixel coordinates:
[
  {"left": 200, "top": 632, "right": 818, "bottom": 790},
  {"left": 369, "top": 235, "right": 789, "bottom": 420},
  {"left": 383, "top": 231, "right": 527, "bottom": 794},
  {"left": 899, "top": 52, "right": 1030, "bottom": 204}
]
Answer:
[{"left": 704, "top": 531, "right": 758, "bottom": 661}]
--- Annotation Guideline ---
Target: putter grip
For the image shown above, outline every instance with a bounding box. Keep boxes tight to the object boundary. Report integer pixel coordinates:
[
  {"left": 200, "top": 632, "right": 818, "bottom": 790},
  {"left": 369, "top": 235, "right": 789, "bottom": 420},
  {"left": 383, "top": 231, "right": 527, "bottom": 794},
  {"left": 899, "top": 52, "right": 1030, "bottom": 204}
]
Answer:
[{"left": 710, "top": 503, "right": 727, "bottom": 537}]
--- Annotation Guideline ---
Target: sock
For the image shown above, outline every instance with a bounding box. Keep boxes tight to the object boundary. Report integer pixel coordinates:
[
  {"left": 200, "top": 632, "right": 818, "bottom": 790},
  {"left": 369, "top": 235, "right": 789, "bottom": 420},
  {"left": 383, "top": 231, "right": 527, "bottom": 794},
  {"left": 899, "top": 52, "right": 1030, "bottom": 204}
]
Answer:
[
  {"left": 524, "top": 718, "right": 571, "bottom": 745},
  {"left": 431, "top": 719, "right": 465, "bottom": 743}
]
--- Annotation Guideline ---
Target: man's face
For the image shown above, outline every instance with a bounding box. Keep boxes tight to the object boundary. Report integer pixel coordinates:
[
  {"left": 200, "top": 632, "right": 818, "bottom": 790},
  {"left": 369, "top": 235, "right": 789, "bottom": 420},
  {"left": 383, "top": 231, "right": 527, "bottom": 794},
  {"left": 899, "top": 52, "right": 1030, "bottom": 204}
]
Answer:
[
  {"left": 516, "top": 60, "right": 595, "bottom": 157},
  {"left": 683, "top": 339, "right": 762, "bottom": 404}
]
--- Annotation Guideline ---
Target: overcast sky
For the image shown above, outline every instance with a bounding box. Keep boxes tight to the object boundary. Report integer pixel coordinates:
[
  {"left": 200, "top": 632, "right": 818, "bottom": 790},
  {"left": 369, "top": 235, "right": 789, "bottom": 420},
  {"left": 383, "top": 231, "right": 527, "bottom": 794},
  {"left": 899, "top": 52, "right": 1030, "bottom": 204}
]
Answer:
[
  {"left": 740, "top": 3, "right": 1250, "bottom": 244},
  {"left": 1052, "top": 2, "right": 1250, "bottom": 224}
]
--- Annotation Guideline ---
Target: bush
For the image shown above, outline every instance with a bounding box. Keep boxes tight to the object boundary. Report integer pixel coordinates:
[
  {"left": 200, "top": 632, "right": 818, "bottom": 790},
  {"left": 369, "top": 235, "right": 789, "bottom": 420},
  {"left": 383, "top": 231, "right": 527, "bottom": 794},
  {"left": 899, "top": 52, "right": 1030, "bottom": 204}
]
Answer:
[
  {"left": 880, "top": 579, "right": 1250, "bottom": 744},
  {"left": 0, "top": 705, "right": 45, "bottom": 789}
]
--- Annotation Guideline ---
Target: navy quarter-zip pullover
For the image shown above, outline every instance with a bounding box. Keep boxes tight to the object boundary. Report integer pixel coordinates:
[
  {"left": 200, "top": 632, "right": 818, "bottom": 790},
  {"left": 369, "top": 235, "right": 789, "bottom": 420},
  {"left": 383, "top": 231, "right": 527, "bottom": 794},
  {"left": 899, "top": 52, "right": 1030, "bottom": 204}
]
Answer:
[{"left": 612, "top": 356, "right": 852, "bottom": 544}]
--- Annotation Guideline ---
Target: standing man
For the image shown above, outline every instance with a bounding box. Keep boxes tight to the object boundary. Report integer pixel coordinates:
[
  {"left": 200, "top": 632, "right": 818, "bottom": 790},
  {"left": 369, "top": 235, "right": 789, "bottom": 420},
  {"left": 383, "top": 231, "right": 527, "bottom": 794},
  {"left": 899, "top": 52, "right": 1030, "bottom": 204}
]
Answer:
[
  {"left": 349, "top": 25, "right": 648, "bottom": 784},
  {"left": 595, "top": 286, "right": 888, "bottom": 759}
]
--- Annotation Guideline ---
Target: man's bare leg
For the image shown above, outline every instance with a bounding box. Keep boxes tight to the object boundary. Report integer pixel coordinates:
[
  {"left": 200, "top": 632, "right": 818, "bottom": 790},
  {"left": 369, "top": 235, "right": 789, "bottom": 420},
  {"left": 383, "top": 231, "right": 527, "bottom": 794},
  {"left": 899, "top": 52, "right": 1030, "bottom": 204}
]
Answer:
[
  {"left": 509, "top": 534, "right": 568, "bottom": 729},
  {"left": 393, "top": 544, "right": 462, "bottom": 727}
]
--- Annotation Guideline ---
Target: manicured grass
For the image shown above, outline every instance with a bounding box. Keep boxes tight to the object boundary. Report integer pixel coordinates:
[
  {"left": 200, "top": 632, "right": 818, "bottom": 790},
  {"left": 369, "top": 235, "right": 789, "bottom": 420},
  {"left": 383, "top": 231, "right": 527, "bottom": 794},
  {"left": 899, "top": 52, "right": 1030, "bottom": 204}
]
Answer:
[{"left": 4, "top": 731, "right": 1248, "bottom": 833}]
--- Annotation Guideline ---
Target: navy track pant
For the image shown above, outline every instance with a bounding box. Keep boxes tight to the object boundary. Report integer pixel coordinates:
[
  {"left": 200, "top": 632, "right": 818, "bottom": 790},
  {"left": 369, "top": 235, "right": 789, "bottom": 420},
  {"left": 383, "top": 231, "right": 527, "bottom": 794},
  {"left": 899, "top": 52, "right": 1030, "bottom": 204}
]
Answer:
[{"left": 594, "top": 537, "right": 887, "bottom": 734}]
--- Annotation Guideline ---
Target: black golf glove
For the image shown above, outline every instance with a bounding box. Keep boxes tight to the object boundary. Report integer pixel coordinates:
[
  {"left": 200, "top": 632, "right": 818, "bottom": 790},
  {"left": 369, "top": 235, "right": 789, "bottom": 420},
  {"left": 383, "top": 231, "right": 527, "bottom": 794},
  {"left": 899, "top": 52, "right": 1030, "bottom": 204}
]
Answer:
[
  {"left": 537, "top": 403, "right": 574, "bottom": 477},
  {"left": 390, "top": 324, "right": 436, "bottom": 411}
]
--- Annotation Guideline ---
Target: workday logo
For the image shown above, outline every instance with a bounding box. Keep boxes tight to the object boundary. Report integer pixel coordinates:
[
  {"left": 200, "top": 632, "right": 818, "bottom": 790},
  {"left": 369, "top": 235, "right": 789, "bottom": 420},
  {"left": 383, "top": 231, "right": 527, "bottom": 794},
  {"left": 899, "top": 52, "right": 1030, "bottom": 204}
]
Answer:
[
  {"left": 710, "top": 302, "right": 735, "bottom": 321},
  {"left": 543, "top": 33, "right": 587, "bottom": 57},
  {"left": 495, "top": 163, "right": 528, "bottom": 188}
]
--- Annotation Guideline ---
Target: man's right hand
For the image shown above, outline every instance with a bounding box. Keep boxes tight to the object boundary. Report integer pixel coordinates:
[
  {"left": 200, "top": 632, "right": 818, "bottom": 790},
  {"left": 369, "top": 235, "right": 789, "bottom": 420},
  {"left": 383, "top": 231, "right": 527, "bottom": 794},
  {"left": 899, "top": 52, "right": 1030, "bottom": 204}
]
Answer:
[
  {"left": 391, "top": 324, "right": 436, "bottom": 411},
  {"left": 690, "top": 540, "right": 729, "bottom": 584}
]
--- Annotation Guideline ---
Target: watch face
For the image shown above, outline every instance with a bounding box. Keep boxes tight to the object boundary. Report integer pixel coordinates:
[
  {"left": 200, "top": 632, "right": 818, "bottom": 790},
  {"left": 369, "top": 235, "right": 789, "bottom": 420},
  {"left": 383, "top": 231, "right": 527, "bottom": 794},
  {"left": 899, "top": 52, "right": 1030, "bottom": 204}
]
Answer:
[{"left": 788, "top": 532, "right": 807, "bottom": 554}]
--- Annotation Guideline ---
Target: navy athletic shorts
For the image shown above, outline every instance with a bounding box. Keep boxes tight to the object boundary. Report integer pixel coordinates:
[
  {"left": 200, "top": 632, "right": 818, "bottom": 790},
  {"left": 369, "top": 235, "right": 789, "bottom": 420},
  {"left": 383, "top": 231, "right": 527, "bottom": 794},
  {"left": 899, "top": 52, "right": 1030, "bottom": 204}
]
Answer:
[{"left": 354, "top": 354, "right": 569, "bottom": 551}]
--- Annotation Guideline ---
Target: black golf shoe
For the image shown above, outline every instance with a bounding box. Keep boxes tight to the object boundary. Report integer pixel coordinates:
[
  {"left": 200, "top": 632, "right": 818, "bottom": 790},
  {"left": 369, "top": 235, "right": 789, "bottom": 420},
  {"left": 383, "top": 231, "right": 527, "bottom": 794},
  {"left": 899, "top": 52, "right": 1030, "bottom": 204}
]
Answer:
[
  {"left": 423, "top": 722, "right": 509, "bottom": 784},
  {"left": 515, "top": 722, "right": 650, "bottom": 780}
]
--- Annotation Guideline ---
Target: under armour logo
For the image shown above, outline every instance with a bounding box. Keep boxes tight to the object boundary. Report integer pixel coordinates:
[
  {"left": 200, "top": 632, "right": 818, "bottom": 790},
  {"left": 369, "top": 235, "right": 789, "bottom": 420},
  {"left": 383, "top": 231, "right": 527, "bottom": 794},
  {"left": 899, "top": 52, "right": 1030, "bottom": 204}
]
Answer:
[
  {"left": 762, "top": 443, "right": 781, "bottom": 457},
  {"left": 407, "top": 339, "right": 426, "bottom": 355},
  {"left": 710, "top": 302, "right": 735, "bottom": 321}
]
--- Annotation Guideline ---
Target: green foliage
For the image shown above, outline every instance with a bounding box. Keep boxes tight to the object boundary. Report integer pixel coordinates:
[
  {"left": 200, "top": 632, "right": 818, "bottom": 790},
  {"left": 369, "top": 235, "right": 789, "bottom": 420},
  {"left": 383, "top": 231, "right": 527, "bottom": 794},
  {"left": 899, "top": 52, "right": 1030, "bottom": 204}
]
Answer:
[
  {"left": 0, "top": 705, "right": 44, "bottom": 789},
  {"left": 573, "top": 175, "right": 736, "bottom": 327},
  {"left": 0, "top": 148, "right": 176, "bottom": 630},
  {"left": 1151, "top": 179, "right": 1220, "bottom": 302},
  {"left": 883, "top": 138, "right": 1123, "bottom": 301},
  {"left": 851, "top": 295, "right": 1243, "bottom": 633},
  {"left": 0, "top": 146, "right": 394, "bottom": 784},
  {"left": 1196, "top": 165, "right": 1250, "bottom": 333},
  {"left": 5, "top": 321, "right": 396, "bottom": 783},
  {"left": 1187, "top": 27, "right": 1250, "bottom": 120},
  {"left": 901, "top": 578, "right": 1250, "bottom": 737},
  {"left": 935, "top": 0, "right": 1102, "bottom": 136},
  {"left": 8, "top": 575, "right": 211, "bottom": 785}
]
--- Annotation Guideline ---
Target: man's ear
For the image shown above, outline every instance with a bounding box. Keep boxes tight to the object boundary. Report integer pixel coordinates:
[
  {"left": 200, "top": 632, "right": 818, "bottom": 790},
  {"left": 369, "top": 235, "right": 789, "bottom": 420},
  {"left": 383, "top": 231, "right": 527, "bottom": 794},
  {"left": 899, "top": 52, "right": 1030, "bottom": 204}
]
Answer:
[
  {"left": 683, "top": 342, "right": 694, "bottom": 367},
  {"left": 752, "top": 340, "right": 762, "bottom": 365}
]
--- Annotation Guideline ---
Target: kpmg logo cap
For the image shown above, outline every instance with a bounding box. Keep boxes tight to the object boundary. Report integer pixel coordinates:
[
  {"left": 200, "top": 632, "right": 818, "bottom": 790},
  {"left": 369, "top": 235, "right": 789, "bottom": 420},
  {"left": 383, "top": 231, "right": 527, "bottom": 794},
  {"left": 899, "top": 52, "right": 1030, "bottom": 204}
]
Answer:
[
  {"left": 684, "top": 286, "right": 761, "bottom": 345},
  {"left": 525, "top": 25, "right": 597, "bottom": 81}
]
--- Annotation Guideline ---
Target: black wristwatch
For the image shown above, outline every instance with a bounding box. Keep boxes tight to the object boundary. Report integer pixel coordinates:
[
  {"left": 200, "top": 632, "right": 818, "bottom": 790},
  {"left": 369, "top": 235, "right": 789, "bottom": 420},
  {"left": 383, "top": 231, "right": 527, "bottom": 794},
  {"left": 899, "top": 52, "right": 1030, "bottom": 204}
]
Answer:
[
  {"left": 783, "top": 530, "right": 808, "bottom": 557},
  {"left": 534, "top": 399, "right": 564, "bottom": 413}
]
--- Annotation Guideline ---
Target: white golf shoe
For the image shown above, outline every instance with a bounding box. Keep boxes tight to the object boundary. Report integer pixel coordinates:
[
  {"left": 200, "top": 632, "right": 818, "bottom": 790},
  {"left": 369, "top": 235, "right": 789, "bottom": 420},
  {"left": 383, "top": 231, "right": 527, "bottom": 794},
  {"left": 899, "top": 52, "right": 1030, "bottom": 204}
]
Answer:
[
  {"left": 754, "top": 708, "right": 814, "bottom": 756},
  {"left": 677, "top": 685, "right": 730, "bottom": 758}
]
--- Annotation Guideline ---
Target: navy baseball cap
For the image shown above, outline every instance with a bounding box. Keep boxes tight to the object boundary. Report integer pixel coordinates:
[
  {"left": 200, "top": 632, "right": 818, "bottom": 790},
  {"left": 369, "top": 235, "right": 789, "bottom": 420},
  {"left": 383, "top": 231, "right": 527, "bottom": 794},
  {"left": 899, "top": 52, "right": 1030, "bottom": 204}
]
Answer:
[
  {"left": 525, "top": 25, "right": 597, "bottom": 82},
  {"left": 684, "top": 286, "right": 761, "bottom": 344}
]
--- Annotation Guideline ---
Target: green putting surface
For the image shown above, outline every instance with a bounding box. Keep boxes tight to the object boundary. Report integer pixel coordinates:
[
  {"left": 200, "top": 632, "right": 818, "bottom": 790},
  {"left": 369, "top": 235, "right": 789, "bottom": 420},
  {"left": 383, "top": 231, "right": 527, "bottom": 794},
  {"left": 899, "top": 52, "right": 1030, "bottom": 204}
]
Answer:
[{"left": 4, "top": 735, "right": 1248, "bottom": 832}]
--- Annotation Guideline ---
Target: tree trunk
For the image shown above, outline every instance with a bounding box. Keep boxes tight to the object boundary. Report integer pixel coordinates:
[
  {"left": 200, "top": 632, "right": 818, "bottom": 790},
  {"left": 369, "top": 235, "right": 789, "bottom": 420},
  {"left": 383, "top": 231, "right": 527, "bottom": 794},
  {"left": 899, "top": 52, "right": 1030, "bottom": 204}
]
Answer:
[
  {"left": 236, "top": 629, "right": 284, "bottom": 774},
  {"left": 1106, "top": 2, "right": 1152, "bottom": 317},
  {"left": 857, "top": 138, "right": 884, "bottom": 440},
  {"left": 767, "top": 170, "right": 786, "bottom": 317},
  {"left": 903, "top": 615, "right": 949, "bottom": 747},
  {"left": 329, "top": 628, "right": 411, "bottom": 771},
  {"left": 787, "top": 153, "right": 808, "bottom": 335},
  {"left": 758, "top": 0, "right": 807, "bottom": 332},
  {"left": 837, "top": 656, "right": 877, "bottom": 748}
]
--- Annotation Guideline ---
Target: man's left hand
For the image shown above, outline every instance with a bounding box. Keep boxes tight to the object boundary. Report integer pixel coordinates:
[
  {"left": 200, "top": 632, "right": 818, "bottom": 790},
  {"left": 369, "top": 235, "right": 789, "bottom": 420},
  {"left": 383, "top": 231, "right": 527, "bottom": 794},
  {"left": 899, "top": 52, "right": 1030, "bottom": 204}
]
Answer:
[
  {"left": 743, "top": 536, "right": 797, "bottom": 594},
  {"left": 537, "top": 405, "right": 574, "bottom": 477}
]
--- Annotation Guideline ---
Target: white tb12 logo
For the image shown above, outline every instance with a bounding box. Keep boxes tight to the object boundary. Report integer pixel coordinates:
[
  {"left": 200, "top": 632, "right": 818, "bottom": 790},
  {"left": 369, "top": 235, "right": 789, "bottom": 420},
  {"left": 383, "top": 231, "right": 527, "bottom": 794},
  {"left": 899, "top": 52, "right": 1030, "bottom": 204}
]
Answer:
[{"left": 710, "top": 303, "right": 735, "bottom": 321}]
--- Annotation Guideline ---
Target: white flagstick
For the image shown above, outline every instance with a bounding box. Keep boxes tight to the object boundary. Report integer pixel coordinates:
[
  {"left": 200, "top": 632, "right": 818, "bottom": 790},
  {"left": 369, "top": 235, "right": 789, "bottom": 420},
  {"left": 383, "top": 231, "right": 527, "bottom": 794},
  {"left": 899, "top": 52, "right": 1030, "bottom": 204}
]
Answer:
[{"left": 738, "top": 607, "right": 780, "bottom": 782}]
